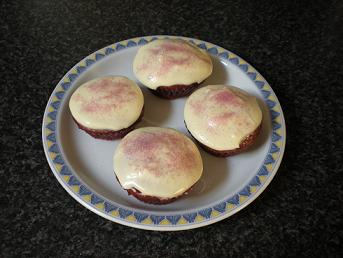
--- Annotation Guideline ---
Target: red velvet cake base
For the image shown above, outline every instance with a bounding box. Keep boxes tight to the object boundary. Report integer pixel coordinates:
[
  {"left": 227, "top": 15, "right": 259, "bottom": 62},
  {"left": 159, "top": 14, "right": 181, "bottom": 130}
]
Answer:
[
  {"left": 115, "top": 176, "right": 194, "bottom": 205},
  {"left": 126, "top": 188, "right": 181, "bottom": 205},
  {"left": 150, "top": 82, "right": 202, "bottom": 99}
]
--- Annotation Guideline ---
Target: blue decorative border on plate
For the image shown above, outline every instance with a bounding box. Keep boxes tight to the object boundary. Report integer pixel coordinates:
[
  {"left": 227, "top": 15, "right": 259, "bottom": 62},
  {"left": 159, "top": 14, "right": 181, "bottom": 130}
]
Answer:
[{"left": 43, "top": 36, "right": 285, "bottom": 228}]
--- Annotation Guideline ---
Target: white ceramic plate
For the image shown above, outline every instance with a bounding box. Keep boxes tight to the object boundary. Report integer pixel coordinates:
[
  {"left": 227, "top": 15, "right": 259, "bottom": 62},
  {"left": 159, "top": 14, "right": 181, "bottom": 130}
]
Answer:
[{"left": 42, "top": 36, "right": 286, "bottom": 231}]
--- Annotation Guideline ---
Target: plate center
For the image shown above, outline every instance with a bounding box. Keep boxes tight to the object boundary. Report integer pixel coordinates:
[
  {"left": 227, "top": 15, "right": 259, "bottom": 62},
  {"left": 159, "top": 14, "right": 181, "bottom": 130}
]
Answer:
[{"left": 57, "top": 45, "right": 272, "bottom": 213}]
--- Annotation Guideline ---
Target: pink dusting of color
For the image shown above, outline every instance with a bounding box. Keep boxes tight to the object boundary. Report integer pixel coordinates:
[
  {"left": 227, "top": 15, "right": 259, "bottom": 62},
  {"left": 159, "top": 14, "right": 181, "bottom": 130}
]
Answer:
[
  {"left": 210, "top": 90, "right": 243, "bottom": 107},
  {"left": 88, "top": 78, "right": 113, "bottom": 93},
  {"left": 80, "top": 79, "right": 137, "bottom": 114},
  {"left": 155, "top": 42, "right": 211, "bottom": 64},
  {"left": 150, "top": 42, "right": 192, "bottom": 55},
  {"left": 190, "top": 100, "right": 204, "bottom": 113},
  {"left": 98, "top": 86, "right": 126, "bottom": 100},
  {"left": 122, "top": 131, "right": 197, "bottom": 177},
  {"left": 137, "top": 63, "right": 149, "bottom": 72},
  {"left": 151, "top": 43, "right": 194, "bottom": 75},
  {"left": 73, "top": 94, "right": 83, "bottom": 102},
  {"left": 142, "top": 41, "right": 210, "bottom": 75},
  {"left": 82, "top": 101, "right": 113, "bottom": 113},
  {"left": 208, "top": 112, "right": 235, "bottom": 128},
  {"left": 164, "top": 56, "right": 190, "bottom": 67}
]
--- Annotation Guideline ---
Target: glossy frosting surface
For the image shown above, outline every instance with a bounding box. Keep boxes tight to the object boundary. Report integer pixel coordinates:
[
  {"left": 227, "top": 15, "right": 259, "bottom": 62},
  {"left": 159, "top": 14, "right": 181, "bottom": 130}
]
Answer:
[
  {"left": 69, "top": 76, "right": 144, "bottom": 130},
  {"left": 113, "top": 127, "right": 203, "bottom": 198},
  {"left": 184, "top": 85, "right": 262, "bottom": 150},
  {"left": 133, "top": 39, "right": 213, "bottom": 89}
]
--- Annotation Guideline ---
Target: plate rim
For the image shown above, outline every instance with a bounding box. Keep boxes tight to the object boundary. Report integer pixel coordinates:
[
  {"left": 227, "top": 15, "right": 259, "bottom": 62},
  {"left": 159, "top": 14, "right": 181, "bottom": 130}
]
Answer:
[{"left": 42, "top": 35, "right": 286, "bottom": 231}]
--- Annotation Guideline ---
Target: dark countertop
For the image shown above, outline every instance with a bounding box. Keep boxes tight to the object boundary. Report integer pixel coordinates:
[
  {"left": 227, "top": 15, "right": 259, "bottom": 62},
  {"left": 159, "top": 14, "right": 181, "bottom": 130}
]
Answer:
[{"left": 1, "top": 0, "right": 342, "bottom": 257}]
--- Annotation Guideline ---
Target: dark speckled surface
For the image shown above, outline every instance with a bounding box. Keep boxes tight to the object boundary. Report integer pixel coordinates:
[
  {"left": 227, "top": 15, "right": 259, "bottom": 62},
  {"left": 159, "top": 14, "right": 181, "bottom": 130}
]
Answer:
[{"left": 1, "top": 0, "right": 342, "bottom": 257}]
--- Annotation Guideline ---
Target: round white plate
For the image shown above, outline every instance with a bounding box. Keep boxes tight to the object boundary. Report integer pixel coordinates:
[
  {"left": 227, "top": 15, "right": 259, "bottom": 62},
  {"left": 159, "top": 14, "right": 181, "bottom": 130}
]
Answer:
[{"left": 42, "top": 36, "right": 286, "bottom": 231}]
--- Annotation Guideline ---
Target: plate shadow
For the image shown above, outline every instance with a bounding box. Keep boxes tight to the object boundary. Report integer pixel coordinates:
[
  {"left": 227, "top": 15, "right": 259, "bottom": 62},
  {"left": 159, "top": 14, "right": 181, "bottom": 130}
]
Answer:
[
  {"left": 139, "top": 86, "right": 173, "bottom": 126},
  {"left": 188, "top": 147, "right": 229, "bottom": 198},
  {"left": 202, "top": 55, "right": 229, "bottom": 86}
]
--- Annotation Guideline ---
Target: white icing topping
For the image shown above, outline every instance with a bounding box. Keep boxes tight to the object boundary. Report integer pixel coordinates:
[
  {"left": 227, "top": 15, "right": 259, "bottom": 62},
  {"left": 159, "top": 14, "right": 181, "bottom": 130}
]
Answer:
[
  {"left": 69, "top": 76, "right": 144, "bottom": 130},
  {"left": 133, "top": 39, "right": 213, "bottom": 90},
  {"left": 113, "top": 127, "right": 203, "bottom": 198},
  {"left": 184, "top": 85, "right": 262, "bottom": 150}
]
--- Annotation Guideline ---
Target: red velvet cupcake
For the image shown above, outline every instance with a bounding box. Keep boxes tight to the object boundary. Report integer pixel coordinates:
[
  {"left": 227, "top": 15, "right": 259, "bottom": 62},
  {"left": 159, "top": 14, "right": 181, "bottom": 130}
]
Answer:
[
  {"left": 184, "top": 85, "right": 263, "bottom": 157},
  {"left": 133, "top": 39, "right": 213, "bottom": 99},
  {"left": 69, "top": 76, "right": 144, "bottom": 140},
  {"left": 113, "top": 127, "right": 203, "bottom": 204}
]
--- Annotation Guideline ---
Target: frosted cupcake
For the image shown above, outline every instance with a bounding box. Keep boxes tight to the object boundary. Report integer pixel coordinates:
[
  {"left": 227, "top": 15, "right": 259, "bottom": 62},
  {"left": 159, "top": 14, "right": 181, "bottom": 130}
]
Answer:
[
  {"left": 184, "top": 85, "right": 262, "bottom": 157},
  {"left": 69, "top": 76, "right": 144, "bottom": 140},
  {"left": 113, "top": 127, "right": 203, "bottom": 204},
  {"left": 133, "top": 39, "right": 213, "bottom": 99}
]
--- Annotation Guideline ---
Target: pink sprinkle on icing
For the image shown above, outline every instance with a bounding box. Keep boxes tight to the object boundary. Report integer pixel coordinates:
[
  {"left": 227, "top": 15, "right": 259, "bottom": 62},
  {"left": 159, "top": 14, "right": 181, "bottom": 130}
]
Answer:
[
  {"left": 82, "top": 101, "right": 113, "bottom": 113},
  {"left": 149, "top": 42, "right": 195, "bottom": 55},
  {"left": 149, "top": 44, "right": 192, "bottom": 75},
  {"left": 78, "top": 78, "right": 137, "bottom": 114},
  {"left": 73, "top": 93, "right": 83, "bottom": 102},
  {"left": 88, "top": 78, "right": 113, "bottom": 92},
  {"left": 188, "top": 88, "right": 254, "bottom": 134},
  {"left": 210, "top": 90, "right": 244, "bottom": 107},
  {"left": 140, "top": 40, "right": 210, "bottom": 76},
  {"left": 189, "top": 100, "right": 204, "bottom": 113},
  {"left": 122, "top": 130, "right": 198, "bottom": 177},
  {"left": 207, "top": 112, "right": 235, "bottom": 128},
  {"left": 164, "top": 56, "right": 190, "bottom": 67}
]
